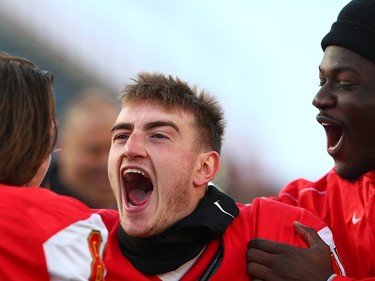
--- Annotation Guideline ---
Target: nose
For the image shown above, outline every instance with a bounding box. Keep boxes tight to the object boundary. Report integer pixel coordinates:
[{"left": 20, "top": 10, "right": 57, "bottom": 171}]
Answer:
[
  {"left": 121, "top": 131, "right": 147, "bottom": 160},
  {"left": 312, "top": 84, "right": 336, "bottom": 109}
]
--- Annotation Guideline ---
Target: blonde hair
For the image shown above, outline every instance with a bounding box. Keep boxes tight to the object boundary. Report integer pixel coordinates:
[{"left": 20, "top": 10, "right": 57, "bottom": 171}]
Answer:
[{"left": 121, "top": 72, "right": 225, "bottom": 153}]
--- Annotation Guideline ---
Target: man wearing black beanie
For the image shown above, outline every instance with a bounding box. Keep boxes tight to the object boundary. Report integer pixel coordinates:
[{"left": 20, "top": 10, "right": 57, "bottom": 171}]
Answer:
[{"left": 247, "top": 0, "right": 375, "bottom": 280}]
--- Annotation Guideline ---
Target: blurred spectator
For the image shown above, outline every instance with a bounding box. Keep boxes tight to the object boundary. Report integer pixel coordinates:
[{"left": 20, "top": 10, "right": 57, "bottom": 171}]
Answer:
[
  {"left": 215, "top": 141, "right": 280, "bottom": 204},
  {"left": 44, "top": 88, "right": 119, "bottom": 209}
]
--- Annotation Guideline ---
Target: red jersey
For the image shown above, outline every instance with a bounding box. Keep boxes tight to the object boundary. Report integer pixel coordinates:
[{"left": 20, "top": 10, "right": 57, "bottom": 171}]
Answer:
[
  {"left": 276, "top": 168, "right": 375, "bottom": 280},
  {"left": 98, "top": 198, "right": 344, "bottom": 280},
  {"left": 0, "top": 184, "right": 108, "bottom": 281}
]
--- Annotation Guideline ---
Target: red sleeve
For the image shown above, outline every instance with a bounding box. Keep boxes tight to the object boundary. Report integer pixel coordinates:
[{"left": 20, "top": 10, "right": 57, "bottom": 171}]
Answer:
[
  {"left": 269, "top": 170, "right": 334, "bottom": 224},
  {"left": 251, "top": 199, "right": 345, "bottom": 276},
  {"left": 272, "top": 177, "right": 315, "bottom": 206},
  {"left": 251, "top": 198, "right": 326, "bottom": 244}
]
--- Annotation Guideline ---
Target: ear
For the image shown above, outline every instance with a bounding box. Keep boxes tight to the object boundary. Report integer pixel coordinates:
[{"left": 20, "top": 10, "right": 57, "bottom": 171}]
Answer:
[{"left": 193, "top": 151, "right": 220, "bottom": 187}]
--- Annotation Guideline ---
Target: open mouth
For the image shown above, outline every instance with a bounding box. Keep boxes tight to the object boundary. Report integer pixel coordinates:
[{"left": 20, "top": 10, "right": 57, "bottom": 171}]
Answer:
[
  {"left": 123, "top": 169, "right": 153, "bottom": 207},
  {"left": 322, "top": 122, "right": 343, "bottom": 152}
]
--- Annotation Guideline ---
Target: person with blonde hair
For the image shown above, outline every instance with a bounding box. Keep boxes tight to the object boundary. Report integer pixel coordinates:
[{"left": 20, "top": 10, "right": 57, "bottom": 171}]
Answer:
[{"left": 99, "top": 72, "right": 344, "bottom": 280}]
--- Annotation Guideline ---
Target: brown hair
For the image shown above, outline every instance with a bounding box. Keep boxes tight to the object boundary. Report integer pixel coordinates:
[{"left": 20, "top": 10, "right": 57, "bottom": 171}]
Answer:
[
  {"left": 0, "top": 52, "right": 57, "bottom": 186},
  {"left": 121, "top": 72, "right": 225, "bottom": 154}
]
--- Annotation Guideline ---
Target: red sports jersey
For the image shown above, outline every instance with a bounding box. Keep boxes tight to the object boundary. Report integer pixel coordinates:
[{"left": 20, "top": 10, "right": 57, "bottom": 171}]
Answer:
[
  {"left": 276, "top": 168, "right": 375, "bottom": 280},
  {"left": 98, "top": 198, "right": 344, "bottom": 280},
  {"left": 0, "top": 184, "right": 108, "bottom": 281}
]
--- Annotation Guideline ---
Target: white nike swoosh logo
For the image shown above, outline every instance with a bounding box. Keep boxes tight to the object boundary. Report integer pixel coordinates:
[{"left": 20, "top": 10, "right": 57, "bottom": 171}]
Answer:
[
  {"left": 352, "top": 213, "right": 362, "bottom": 224},
  {"left": 214, "top": 200, "right": 235, "bottom": 219}
]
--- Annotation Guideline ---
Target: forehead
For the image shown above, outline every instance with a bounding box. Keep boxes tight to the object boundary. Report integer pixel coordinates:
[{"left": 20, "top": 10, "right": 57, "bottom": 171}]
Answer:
[
  {"left": 321, "top": 46, "right": 375, "bottom": 72},
  {"left": 117, "top": 101, "right": 193, "bottom": 125}
]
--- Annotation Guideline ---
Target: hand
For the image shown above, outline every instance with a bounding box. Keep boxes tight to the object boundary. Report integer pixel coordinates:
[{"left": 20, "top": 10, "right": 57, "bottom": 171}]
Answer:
[{"left": 246, "top": 221, "right": 333, "bottom": 281}]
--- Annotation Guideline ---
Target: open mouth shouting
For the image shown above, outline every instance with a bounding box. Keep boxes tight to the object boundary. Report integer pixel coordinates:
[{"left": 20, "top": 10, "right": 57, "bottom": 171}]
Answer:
[
  {"left": 122, "top": 168, "right": 154, "bottom": 208},
  {"left": 317, "top": 115, "right": 344, "bottom": 156}
]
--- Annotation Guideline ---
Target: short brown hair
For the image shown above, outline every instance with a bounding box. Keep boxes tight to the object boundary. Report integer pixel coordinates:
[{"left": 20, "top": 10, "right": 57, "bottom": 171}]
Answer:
[
  {"left": 121, "top": 72, "right": 225, "bottom": 154},
  {"left": 0, "top": 52, "right": 57, "bottom": 186}
]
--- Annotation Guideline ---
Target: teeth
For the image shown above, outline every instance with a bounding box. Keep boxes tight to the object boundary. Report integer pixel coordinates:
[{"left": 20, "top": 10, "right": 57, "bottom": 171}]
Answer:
[
  {"left": 122, "top": 169, "right": 148, "bottom": 181},
  {"left": 123, "top": 168, "right": 147, "bottom": 177}
]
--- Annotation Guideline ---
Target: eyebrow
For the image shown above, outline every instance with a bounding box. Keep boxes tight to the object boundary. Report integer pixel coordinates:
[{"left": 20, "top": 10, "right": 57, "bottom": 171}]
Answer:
[
  {"left": 111, "top": 123, "right": 133, "bottom": 133},
  {"left": 145, "top": 120, "right": 180, "bottom": 133},
  {"left": 319, "top": 65, "right": 361, "bottom": 75},
  {"left": 111, "top": 120, "right": 180, "bottom": 134}
]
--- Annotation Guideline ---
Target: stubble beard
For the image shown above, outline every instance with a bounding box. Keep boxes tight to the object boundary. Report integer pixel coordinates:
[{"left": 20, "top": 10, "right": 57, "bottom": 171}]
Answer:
[{"left": 147, "top": 171, "right": 192, "bottom": 237}]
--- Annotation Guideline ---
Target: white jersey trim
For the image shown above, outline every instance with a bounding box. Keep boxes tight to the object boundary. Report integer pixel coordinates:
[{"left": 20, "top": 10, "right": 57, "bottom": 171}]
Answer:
[
  {"left": 43, "top": 213, "right": 108, "bottom": 281},
  {"left": 317, "top": 226, "right": 346, "bottom": 276}
]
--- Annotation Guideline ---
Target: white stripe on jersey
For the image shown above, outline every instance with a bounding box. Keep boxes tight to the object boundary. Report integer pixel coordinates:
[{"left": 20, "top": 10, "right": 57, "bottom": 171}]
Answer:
[
  {"left": 317, "top": 226, "right": 346, "bottom": 276},
  {"left": 43, "top": 213, "right": 108, "bottom": 281}
]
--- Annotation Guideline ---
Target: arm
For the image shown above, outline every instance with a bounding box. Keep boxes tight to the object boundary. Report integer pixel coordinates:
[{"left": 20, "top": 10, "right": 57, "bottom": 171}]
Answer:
[{"left": 247, "top": 222, "right": 369, "bottom": 281}]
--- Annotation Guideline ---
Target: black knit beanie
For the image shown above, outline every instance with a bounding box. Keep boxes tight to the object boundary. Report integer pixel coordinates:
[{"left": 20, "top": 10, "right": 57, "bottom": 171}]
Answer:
[{"left": 321, "top": 0, "right": 375, "bottom": 63}]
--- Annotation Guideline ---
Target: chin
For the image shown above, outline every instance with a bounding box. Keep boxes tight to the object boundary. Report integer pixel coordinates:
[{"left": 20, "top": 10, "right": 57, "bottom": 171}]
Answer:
[
  {"left": 122, "top": 224, "right": 145, "bottom": 237},
  {"left": 335, "top": 162, "right": 366, "bottom": 183},
  {"left": 127, "top": 227, "right": 156, "bottom": 238}
]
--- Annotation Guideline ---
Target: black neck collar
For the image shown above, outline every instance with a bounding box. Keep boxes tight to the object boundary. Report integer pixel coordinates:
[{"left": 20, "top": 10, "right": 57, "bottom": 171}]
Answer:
[{"left": 117, "top": 185, "right": 239, "bottom": 275}]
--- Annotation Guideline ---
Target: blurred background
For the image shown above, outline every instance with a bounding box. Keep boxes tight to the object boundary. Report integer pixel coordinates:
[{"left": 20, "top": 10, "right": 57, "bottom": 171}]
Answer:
[{"left": 0, "top": 0, "right": 349, "bottom": 203}]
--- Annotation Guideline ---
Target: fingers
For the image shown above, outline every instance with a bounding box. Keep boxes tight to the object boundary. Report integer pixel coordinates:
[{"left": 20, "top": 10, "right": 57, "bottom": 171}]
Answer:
[
  {"left": 246, "top": 259, "right": 273, "bottom": 281},
  {"left": 246, "top": 246, "right": 274, "bottom": 264},
  {"left": 247, "top": 245, "right": 299, "bottom": 281},
  {"left": 293, "top": 221, "right": 324, "bottom": 247},
  {"left": 247, "top": 223, "right": 333, "bottom": 281},
  {"left": 248, "top": 238, "right": 296, "bottom": 254},
  {"left": 246, "top": 242, "right": 280, "bottom": 280}
]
